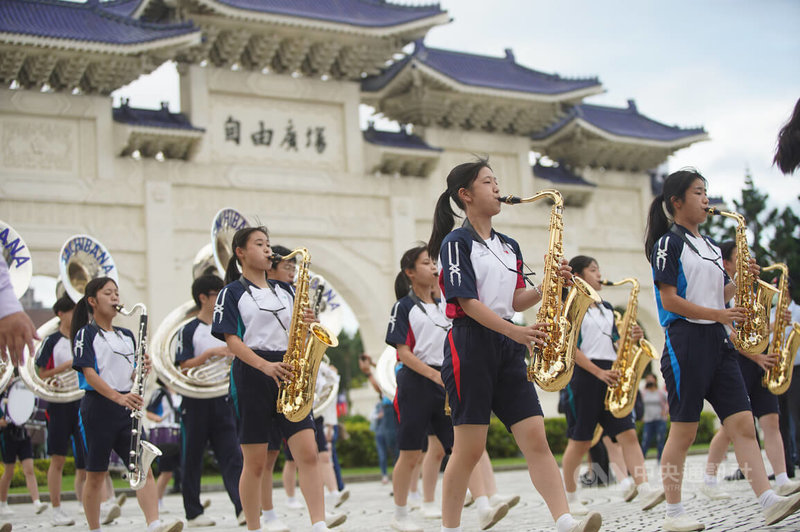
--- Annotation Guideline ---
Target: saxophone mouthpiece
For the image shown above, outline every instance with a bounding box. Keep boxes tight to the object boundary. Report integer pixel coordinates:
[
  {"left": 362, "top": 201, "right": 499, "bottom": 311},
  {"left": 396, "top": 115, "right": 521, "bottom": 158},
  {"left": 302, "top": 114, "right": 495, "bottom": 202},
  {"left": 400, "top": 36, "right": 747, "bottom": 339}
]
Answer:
[
  {"left": 499, "top": 195, "right": 522, "bottom": 204},
  {"left": 600, "top": 280, "right": 614, "bottom": 286},
  {"left": 705, "top": 207, "right": 720, "bottom": 215},
  {"left": 114, "top": 304, "right": 124, "bottom": 312}
]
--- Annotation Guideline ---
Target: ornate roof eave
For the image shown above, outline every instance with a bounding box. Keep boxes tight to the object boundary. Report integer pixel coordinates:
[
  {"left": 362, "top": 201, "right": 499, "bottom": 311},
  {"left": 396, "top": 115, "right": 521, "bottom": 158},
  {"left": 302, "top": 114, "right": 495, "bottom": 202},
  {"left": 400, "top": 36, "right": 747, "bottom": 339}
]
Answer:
[
  {"left": 364, "top": 59, "right": 604, "bottom": 105},
  {"left": 0, "top": 28, "right": 201, "bottom": 56},
  {"left": 365, "top": 144, "right": 442, "bottom": 178},
  {"left": 188, "top": 0, "right": 450, "bottom": 38},
  {"left": 536, "top": 179, "right": 594, "bottom": 207},
  {"left": 115, "top": 123, "right": 205, "bottom": 160}
]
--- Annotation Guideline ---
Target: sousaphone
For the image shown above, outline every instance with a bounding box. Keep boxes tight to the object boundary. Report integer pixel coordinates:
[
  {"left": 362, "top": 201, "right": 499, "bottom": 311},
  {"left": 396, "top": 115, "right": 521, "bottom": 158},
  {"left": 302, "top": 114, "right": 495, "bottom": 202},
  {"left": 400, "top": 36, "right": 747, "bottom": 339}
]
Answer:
[
  {"left": 19, "top": 235, "right": 118, "bottom": 403},
  {"left": 0, "top": 220, "right": 32, "bottom": 391}
]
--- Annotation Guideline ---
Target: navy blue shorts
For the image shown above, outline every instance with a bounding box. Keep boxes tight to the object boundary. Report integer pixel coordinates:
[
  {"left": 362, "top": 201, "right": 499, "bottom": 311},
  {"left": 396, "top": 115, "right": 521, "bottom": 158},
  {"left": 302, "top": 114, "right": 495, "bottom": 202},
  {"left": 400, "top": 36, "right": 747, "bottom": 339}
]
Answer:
[
  {"left": 441, "top": 318, "right": 543, "bottom": 431},
  {"left": 283, "top": 439, "right": 293, "bottom": 462},
  {"left": 737, "top": 354, "right": 779, "bottom": 418},
  {"left": 565, "top": 360, "right": 636, "bottom": 441},
  {"left": 662, "top": 320, "right": 751, "bottom": 423},
  {"left": 267, "top": 424, "right": 283, "bottom": 451},
  {"left": 229, "top": 351, "right": 314, "bottom": 445},
  {"left": 79, "top": 391, "right": 142, "bottom": 472},
  {"left": 47, "top": 400, "right": 87, "bottom": 469},
  {"left": 0, "top": 428, "right": 33, "bottom": 463},
  {"left": 395, "top": 365, "right": 453, "bottom": 452},
  {"left": 313, "top": 416, "right": 327, "bottom": 453}
]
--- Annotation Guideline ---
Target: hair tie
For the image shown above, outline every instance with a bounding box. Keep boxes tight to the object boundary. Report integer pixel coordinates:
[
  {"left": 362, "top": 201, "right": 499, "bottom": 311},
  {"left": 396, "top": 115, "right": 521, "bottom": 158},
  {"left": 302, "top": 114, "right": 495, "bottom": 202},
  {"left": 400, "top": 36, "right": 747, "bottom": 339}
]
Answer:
[{"left": 661, "top": 200, "right": 674, "bottom": 222}]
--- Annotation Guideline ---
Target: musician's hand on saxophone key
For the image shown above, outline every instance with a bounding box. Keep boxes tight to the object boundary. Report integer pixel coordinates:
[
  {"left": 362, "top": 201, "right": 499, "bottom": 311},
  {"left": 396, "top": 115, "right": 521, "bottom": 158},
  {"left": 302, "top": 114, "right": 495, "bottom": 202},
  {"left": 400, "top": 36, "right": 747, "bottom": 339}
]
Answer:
[
  {"left": 631, "top": 324, "right": 644, "bottom": 342},
  {"left": 747, "top": 257, "right": 760, "bottom": 278},
  {"left": 752, "top": 352, "right": 778, "bottom": 372},
  {"left": 596, "top": 368, "right": 620, "bottom": 387},
  {"left": 509, "top": 322, "right": 548, "bottom": 348},
  {"left": 303, "top": 307, "right": 318, "bottom": 324},
  {"left": 556, "top": 258, "right": 573, "bottom": 286},
  {"left": 261, "top": 360, "right": 293, "bottom": 386},
  {"left": 717, "top": 306, "right": 747, "bottom": 327}
]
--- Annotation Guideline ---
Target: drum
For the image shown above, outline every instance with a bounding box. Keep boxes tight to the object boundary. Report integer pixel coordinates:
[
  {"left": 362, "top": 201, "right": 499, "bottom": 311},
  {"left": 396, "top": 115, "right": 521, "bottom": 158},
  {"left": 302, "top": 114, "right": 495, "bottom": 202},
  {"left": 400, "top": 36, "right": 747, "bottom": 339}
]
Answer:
[
  {"left": 148, "top": 425, "right": 181, "bottom": 447},
  {"left": 6, "top": 380, "right": 36, "bottom": 426}
]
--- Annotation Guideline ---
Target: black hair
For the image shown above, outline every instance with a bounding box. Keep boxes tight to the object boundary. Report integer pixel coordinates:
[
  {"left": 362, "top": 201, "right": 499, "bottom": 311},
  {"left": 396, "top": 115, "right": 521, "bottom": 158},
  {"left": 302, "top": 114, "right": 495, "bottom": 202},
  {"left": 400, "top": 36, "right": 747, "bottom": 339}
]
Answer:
[
  {"left": 568, "top": 255, "right": 597, "bottom": 278},
  {"left": 644, "top": 168, "right": 708, "bottom": 262},
  {"left": 718, "top": 240, "right": 736, "bottom": 262},
  {"left": 224, "top": 226, "right": 270, "bottom": 285},
  {"left": 71, "top": 277, "right": 117, "bottom": 349},
  {"left": 774, "top": 98, "right": 800, "bottom": 175},
  {"left": 52, "top": 294, "right": 76, "bottom": 315},
  {"left": 191, "top": 275, "right": 224, "bottom": 307},
  {"left": 427, "top": 158, "right": 492, "bottom": 260},
  {"left": 394, "top": 245, "right": 428, "bottom": 300},
  {"left": 269, "top": 244, "right": 295, "bottom": 270}
]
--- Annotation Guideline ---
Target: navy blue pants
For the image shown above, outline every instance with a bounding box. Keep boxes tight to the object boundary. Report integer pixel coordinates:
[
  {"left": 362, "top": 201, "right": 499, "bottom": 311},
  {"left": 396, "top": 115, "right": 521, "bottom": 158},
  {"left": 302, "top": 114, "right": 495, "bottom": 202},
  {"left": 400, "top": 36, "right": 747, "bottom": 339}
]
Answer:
[{"left": 180, "top": 396, "right": 243, "bottom": 520}]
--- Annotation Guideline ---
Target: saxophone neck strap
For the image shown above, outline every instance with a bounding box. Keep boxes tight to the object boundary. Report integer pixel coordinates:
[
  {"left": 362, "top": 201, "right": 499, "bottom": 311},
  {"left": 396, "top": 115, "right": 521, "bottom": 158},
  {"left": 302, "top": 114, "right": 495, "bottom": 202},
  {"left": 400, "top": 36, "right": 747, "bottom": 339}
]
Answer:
[
  {"left": 407, "top": 291, "right": 450, "bottom": 331},
  {"left": 460, "top": 218, "right": 537, "bottom": 288},
  {"left": 668, "top": 225, "right": 727, "bottom": 277},
  {"left": 238, "top": 276, "right": 289, "bottom": 335}
]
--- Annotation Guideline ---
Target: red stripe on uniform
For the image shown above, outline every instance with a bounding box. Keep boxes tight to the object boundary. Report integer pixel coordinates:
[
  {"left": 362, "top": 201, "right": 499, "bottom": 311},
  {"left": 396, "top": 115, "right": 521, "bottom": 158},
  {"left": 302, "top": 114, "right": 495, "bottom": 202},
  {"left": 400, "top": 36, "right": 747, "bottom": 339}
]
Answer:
[
  {"left": 393, "top": 392, "right": 400, "bottom": 423},
  {"left": 448, "top": 329, "right": 461, "bottom": 400}
]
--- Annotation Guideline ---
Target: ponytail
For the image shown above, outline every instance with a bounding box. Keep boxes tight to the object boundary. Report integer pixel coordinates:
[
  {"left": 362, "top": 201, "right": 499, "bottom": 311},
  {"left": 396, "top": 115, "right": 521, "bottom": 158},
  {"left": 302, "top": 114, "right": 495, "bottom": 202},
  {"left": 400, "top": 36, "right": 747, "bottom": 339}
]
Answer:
[
  {"left": 427, "top": 158, "right": 491, "bottom": 259},
  {"left": 394, "top": 244, "right": 428, "bottom": 300},
  {"left": 70, "top": 276, "right": 117, "bottom": 349},
  {"left": 774, "top": 97, "right": 800, "bottom": 175},
  {"left": 224, "top": 226, "right": 270, "bottom": 285},
  {"left": 394, "top": 272, "right": 411, "bottom": 301},
  {"left": 644, "top": 168, "right": 707, "bottom": 262}
]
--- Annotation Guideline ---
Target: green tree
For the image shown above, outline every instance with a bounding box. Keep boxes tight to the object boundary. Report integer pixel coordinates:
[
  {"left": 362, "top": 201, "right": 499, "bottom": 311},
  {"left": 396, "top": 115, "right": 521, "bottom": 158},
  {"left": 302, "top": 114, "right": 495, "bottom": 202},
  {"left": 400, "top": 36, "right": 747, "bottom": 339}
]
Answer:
[{"left": 326, "top": 329, "right": 365, "bottom": 392}]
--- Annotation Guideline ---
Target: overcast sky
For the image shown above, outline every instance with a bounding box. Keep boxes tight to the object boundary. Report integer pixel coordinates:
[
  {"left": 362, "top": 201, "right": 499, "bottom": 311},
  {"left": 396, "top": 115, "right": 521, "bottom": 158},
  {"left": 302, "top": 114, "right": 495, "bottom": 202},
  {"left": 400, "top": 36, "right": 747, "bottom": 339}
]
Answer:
[{"left": 113, "top": 0, "right": 800, "bottom": 209}]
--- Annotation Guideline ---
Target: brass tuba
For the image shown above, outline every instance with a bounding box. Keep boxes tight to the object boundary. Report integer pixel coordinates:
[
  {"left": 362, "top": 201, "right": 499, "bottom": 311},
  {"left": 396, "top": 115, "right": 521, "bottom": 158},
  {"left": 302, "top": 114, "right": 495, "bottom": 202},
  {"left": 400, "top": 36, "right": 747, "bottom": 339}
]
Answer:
[
  {"left": 761, "top": 263, "right": 800, "bottom": 395},
  {"left": 276, "top": 248, "right": 338, "bottom": 422},
  {"left": 601, "top": 278, "right": 658, "bottom": 418},
  {"left": 0, "top": 220, "right": 32, "bottom": 390},
  {"left": 706, "top": 208, "right": 778, "bottom": 354},
  {"left": 150, "top": 208, "right": 248, "bottom": 399},
  {"left": 501, "top": 191, "right": 601, "bottom": 391},
  {"left": 19, "top": 234, "right": 119, "bottom": 403}
]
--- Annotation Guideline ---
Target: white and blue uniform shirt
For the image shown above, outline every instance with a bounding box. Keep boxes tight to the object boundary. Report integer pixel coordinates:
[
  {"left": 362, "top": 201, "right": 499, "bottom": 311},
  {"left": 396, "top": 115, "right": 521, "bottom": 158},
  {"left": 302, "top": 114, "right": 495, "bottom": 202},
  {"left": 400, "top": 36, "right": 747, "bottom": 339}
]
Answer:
[
  {"left": 386, "top": 295, "right": 450, "bottom": 366},
  {"left": 651, "top": 224, "right": 730, "bottom": 327},
  {"left": 146, "top": 387, "right": 181, "bottom": 427},
  {"left": 175, "top": 317, "right": 226, "bottom": 365},
  {"left": 72, "top": 324, "right": 136, "bottom": 393},
  {"left": 211, "top": 278, "right": 294, "bottom": 352},
  {"left": 35, "top": 331, "right": 72, "bottom": 371},
  {"left": 578, "top": 301, "right": 620, "bottom": 362},
  {"left": 438, "top": 227, "right": 525, "bottom": 320}
]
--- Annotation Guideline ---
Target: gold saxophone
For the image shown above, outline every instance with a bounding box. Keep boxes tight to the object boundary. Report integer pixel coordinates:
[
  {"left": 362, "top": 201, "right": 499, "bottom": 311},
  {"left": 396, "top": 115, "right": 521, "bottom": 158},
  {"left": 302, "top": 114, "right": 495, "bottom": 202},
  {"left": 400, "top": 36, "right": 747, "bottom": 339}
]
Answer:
[
  {"left": 706, "top": 208, "right": 778, "bottom": 354},
  {"left": 761, "top": 263, "right": 800, "bottom": 395},
  {"left": 501, "top": 191, "right": 600, "bottom": 391},
  {"left": 601, "top": 278, "right": 658, "bottom": 418},
  {"left": 276, "top": 248, "right": 338, "bottom": 422}
]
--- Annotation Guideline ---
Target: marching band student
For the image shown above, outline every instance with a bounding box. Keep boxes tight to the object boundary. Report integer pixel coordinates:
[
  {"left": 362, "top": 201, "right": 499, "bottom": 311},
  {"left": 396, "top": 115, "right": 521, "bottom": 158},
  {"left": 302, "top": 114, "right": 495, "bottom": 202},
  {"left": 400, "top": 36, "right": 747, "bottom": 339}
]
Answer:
[
  {"left": 211, "top": 227, "right": 332, "bottom": 532},
  {"left": 35, "top": 294, "right": 86, "bottom": 526},
  {"left": 385, "top": 245, "right": 457, "bottom": 532},
  {"left": 144, "top": 380, "right": 181, "bottom": 513},
  {"left": 174, "top": 274, "right": 244, "bottom": 527},
  {"left": 429, "top": 159, "right": 601, "bottom": 532},
  {"left": 701, "top": 242, "right": 800, "bottom": 499},
  {"left": 71, "top": 276, "right": 181, "bottom": 532},
  {"left": 644, "top": 168, "right": 800, "bottom": 531},
  {"left": 560, "top": 256, "right": 664, "bottom": 510}
]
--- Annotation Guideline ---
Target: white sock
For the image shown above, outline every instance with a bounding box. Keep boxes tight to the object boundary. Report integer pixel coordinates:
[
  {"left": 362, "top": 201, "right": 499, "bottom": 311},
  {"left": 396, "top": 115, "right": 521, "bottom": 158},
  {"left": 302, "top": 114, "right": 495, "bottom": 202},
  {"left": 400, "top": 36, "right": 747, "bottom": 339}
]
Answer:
[
  {"left": 665, "top": 502, "right": 684, "bottom": 518},
  {"left": 262, "top": 508, "right": 277, "bottom": 521},
  {"left": 566, "top": 490, "right": 577, "bottom": 503},
  {"left": 475, "top": 495, "right": 490, "bottom": 512},
  {"left": 146, "top": 519, "right": 162, "bottom": 532},
  {"left": 555, "top": 513, "right": 578, "bottom": 532},
  {"left": 620, "top": 477, "right": 634, "bottom": 490},
  {"left": 441, "top": 527, "right": 461, "bottom": 532},
  {"left": 776, "top": 472, "right": 790, "bottom": 486},
  {"left": 394, "top": 504, "right": 408, "bottom": 520},
  {"left": 33, "top": 498, "right": 41, "bottom": 505},
  {"left": 311, "top": 522, "right": 327, "bottom": 532},
  {"left": 704, "top": 474, "right": 718, "bottom": 487},
  {"left": 759, "top": 489, "right": 780, "bottom": 509}
]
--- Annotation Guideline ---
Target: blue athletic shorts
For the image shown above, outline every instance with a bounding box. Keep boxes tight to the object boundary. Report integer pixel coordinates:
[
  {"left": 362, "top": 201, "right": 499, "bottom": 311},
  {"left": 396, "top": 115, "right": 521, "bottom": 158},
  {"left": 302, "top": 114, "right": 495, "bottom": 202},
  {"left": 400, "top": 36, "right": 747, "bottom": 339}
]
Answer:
[
  {"left": 737, "top": 354, "right": 779, "bottom": 418},
  {"left": 395, "top": 365, "right": 453, "bottom": 452},
  {"left": 565, "top": 360, "right": 635, "bottom": 441}
]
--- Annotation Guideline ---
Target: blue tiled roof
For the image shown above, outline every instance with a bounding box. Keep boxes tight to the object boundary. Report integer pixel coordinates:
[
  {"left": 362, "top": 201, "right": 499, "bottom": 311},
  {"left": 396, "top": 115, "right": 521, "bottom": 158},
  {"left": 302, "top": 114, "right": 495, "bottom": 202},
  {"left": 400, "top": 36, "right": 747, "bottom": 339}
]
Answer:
[
  {"left": 533, "top": 100, "right": 706, "bottom": 142},
  {"left": 113, "top": 102, "right": 204, "bottom": 131},
  {"left": 363, "top": 40, "right": 601, "bottom": 95},
  {"left": 363, "top": 125, "right": 441, "bottom": 151},
  {"left": 0, "top": 0, "right": 198, "bottom": 45},
  {"left": 210, "top": 0, "right": 445, "bottom": 28},
  {"left": 533, "top": 162, "right": 595, "bottom": 187},
  {"left": 98, "top": 0, "right": 144, "bottom": 17}
]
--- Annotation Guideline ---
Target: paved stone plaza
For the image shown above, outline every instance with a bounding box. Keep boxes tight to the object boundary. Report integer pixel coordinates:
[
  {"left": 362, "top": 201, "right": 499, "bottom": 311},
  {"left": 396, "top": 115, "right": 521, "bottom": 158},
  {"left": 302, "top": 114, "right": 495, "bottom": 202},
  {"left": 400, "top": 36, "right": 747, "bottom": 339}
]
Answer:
[{"left": 6, "top": 454, "right": 800, "bottom": 531}]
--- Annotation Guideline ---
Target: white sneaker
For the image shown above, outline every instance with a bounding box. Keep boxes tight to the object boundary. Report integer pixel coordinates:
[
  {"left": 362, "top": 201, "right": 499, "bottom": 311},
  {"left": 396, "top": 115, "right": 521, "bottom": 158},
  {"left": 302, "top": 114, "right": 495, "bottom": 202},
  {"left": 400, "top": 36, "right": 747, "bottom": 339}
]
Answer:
[
  {"left": 390, "top": 516, "right": 424, "bottom": 532},
  {"left": 662, "top": 513, "right": 705, "bottom": 531},
  {"left": 34, "top": 500, "right": 49, "bottom": 514},
  {"left": 0, "top": 503, "right": 13, "bottom": 516},
  {"left": 622, "top": 483, "right": 638, "bottom": 502},
  {"left": 407, "top": 491, "right": 422, "bottom": 510},
  {"left": 285, "top": 498, "right": 304, "bottom": 510},
  {"left": 698, "top": 483, "right": 730, "bottom": 500},
  {"left": 100, "top": 503, "right": 121, "bottom": 524},
  {"left": 640, "top": 487, "right": 666, "bottom": 511},
  {"left": 776, "top": 480, "right": 800, "bottom": 496},
  {"left": 489, "top": 493, "right": 520, "bottom": 509},
  {"left": 263, "top": 517, "right": 291, "bottom": 532},
  {"left": 51, "top": 507, "right": 75, "bottom": 526},
  {"left": 478, "top": 502, "right": 508, "bottom": 530},
  {"left": 570, "top": 503, "right": 590, "bottom": 516},
  {"left": 153, "top": 520, "right": 184, "bottom": 532},
  {"left": 464, "top": 490, "right": 474, "bottom": 507},
  {"left": 568, "top": 511, "right": 602, "bottom": 532},
  {"left": 201, "top": 498, "right": 211, "bottom": 509},
  {"left": 334, "top": 488, "right": 350, "bottom": 508},
  {"left": 0, "top": 523, "right": 10, "bottom": 532},
  {"left": 325, "top": 510, "right": 346, "bottom": 528},
  {"left": 421, "top": 501, "right": 441, "bottom": 519},
  {"left": 237, "top": 510, "right": 247, "bottom": 526},
  {"left": 186, "top": 513, "right": 215, "bottom": 527},
  {"left": 764, "top": 492, "right": 800, "bottom": 525},
  {"left": 116, "top": 493, "right": 127, "bottom": 508}
]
